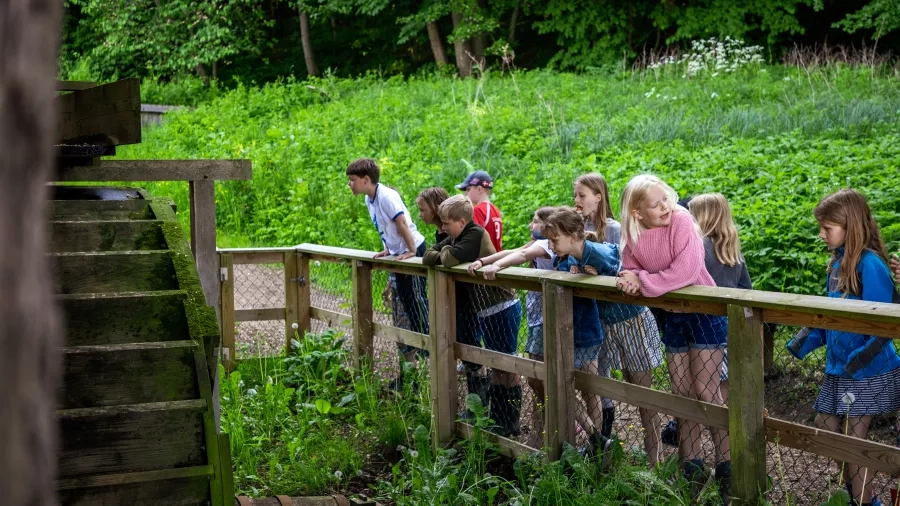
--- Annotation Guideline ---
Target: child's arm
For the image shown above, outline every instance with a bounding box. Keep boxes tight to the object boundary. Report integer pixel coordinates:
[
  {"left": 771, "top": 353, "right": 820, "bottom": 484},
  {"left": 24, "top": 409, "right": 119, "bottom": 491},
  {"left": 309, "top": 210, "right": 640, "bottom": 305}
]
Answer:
[
  {"left": 393, "top": 216, "right": 418, "bottom": 261},
  {"left": 422, "top": 236, "right": 452, "bottom": 266},
  {"left": 467, "top": 248, "right": 519, "bottom": 275},
  {"left": 478, "top": 243, "right": 551, "bottom": 280},
  {"left": 786, "top": 326, "right": 826, "bottom": 360},
  {"left": 845, "top": 256, "right": 896, "bottom": 378},
  {"left": 438, "top": 229, "right": 483, "bottom": 267}
]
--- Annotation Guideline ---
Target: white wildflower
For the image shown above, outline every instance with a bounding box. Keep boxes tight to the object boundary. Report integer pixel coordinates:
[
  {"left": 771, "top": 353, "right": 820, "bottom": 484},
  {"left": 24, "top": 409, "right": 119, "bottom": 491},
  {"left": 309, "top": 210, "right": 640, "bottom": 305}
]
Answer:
[
  {"left": 334, "top": 470, "right": 343, "bottom": 479},
  {"left": 314, "top": 260, "right": 321, "bottom": 267},
  {"left": 841, "top": 392, "right": 856, "bottom": 405},
  {"left": 711, "top": 92, "right": 719, "bottom": 99},
  {"left": 409, "top": 450, "right": 419, "bottom": 458},
  {"left": 246, "top": 388, "right": 258, "bottom": 397},
  {"left": 291, "top": 322, "right": 299, "bottom": 329}
]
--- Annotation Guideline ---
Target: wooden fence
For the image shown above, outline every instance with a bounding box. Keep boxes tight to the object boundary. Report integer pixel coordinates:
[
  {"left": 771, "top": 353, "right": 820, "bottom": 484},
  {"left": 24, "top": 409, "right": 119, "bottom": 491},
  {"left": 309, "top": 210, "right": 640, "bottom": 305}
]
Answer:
[{"left": 218, "top": 243, "right": 900, "bottom": 505}]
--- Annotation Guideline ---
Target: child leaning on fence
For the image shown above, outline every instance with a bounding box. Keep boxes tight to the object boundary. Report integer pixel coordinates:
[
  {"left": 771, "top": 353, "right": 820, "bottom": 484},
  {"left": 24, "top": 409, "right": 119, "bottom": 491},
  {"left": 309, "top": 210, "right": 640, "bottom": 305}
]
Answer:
[
  {"left": 786, "top": 188, "right": 900, "bottom": 506},
  {"left": 422, "top": 195, "right": 524, "bottom": 438},
  {"left": 574, "top": 172, "right": 664, "bottom": 466},
  {"left": 616, "top": 174, "right": 730, "bottom": 485}
]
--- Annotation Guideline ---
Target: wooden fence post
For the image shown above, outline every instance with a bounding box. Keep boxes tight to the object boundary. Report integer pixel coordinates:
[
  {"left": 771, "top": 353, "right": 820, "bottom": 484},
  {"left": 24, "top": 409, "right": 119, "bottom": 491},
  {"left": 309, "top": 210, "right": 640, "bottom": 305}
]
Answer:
[
  {"left": 428, "top": 269, "right": 457, "bottom": 450},
  {"left": 542, "top": 281, "right": 576, "bottom": 461},
  {"left": 219, "top": 252, "right": 235, "bottom": 372},
  {"left": 297, "top": 252, "right": 311, "bottom": 340},
  {"left": 727, "top": 305, "right": 766, "bottom": 505},
  {"left": 284, "top": 251, "right": 300, "bottom": 351},
  {"left": 352, "top": 260, "right": 374, "bottom": 369},
  {"left": 189, "top": 180, "right": 219, "bottom": 310}
]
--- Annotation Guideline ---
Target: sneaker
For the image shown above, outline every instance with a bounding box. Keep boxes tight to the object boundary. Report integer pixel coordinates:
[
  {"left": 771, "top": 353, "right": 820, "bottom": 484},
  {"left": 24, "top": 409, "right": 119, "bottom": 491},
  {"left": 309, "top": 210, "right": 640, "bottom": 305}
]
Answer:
[
  {"left": 682, "top": 458, "right": 709, "bottom": 483},
  {"left": 661, "top": 420, "right": 678, "bottom": 447},
  {"left": 578, "top": 431, "right": 613, "bottom": 466}
]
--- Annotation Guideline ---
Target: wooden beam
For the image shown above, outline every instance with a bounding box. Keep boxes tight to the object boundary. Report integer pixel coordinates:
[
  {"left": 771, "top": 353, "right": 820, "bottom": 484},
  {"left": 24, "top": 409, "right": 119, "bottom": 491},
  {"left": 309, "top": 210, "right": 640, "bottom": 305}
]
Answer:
[
  {"left": 56, "top": 465, "right": 213, "bottom": 490},
  {"left": 456, "top": 422, "right": 538, "bottom": 460},
  {"left": 453, "top": 343, "right": 546, "bottom": 381},
  {"left": 298, "top": 253, "right": 311, "bottom": 339},
  {"left": 728, "top": 305, "right": 766, "bottom": 505},
  {"left": 56, "top": 81, "right": 97, "bottom": 92},
  {"left": 351, "top": 260, "right": 374, "bottom": 368},
  {"left": 430, "top": 270, "right": 457, "bottom": 448},
  {"left": 58, "top": 159, "right": 252, "bottom": 182},
  {"left": 372, "top": 322, "right": 429, "bottom": 350},
  {"left": 232, "top": 250, "right": 285, "bottom": 265},
  {"left": 543, "top": 281, "right": 576, "bottom": 460},
  {"left": 190, "top": 180, "right": 219, "bottom": 309},
  {"left": 234, "top": 308, "right": 285, "bottom": 322},
  {"left": 219, "top": 253, "right": 235, "bottom": 371},
  {"left": 309, "top": 307, "right": 351, "bottom": 327},
  {"left": 284, "top": 251, "right": 300, "bottom": 351},
  {"left": 58, "top": 78, "right": 140, "bottom": 145}
]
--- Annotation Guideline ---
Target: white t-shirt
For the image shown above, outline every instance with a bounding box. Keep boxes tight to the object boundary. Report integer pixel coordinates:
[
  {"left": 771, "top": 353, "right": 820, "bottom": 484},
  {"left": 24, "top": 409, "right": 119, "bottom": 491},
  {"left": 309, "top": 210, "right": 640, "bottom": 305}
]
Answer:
[{"left": 365, "top": 184, "right": 425, "bottom": 255}]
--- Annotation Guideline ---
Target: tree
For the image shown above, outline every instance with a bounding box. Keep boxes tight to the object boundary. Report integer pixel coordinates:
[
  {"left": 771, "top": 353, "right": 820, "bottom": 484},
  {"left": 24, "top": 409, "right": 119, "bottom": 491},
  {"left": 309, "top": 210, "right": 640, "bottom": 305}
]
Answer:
[
  {"left": 298, "top": 2, "right": 320, "bottom": 76},
  {"left": 835, "top": 0, "right": 900, "bottom": 39},
  {"left": 0, "top": 0, "right": 62, "bottom": 504}
]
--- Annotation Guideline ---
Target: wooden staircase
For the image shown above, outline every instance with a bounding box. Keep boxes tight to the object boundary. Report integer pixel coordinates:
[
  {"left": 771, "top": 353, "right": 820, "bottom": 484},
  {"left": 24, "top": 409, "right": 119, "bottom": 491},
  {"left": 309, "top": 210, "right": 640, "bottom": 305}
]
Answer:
[{"left": 51, "top": 185, "right": 233, "bottom": 506}]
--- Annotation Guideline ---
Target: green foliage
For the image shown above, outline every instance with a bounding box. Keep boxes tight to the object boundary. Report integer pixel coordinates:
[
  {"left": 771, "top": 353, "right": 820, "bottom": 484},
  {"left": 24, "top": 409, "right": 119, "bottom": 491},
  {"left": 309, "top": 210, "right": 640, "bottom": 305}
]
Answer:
[
  {"left": 127, "top": 66, "right": 900, "bottom": 296},
  {"left": 835, "top": 0, "right": 900, "bottom": 39}
]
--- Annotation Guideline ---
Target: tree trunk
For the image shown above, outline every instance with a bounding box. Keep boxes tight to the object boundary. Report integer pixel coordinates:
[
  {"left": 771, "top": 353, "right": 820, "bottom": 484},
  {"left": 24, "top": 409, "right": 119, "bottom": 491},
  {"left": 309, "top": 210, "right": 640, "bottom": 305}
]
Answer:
[
  {"left": 508, "top": 6, "right": 519, "bottom": 45},
  {"left": 299, "top": 7, "right": 319, "bottom": 77},
  {"left": 426, "top": 21, "right": 448, "bottom": 68},
  {"left": 450, "top": 11, "right": 472, "bottom": 77},
  {"left": 0, "top": 1, "right": 62, "bottom": 506}
]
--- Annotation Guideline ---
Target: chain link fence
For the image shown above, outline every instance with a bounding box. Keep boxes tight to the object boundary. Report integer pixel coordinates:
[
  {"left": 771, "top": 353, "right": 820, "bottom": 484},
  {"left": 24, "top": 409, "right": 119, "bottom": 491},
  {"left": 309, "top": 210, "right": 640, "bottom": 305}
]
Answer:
[{"left": 233, "top": 262, "right": 285, "bottom": 357}]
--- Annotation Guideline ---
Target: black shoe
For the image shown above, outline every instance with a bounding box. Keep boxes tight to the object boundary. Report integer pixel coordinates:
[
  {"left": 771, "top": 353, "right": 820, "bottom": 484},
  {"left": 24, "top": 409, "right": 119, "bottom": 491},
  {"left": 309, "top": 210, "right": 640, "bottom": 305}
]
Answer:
[
  {"left": 714, "top": 461, "right": 731, "bottom": 503},
  {"left": 682, "top": 458, "right": 709, "bottom": 482},
  {"left": 487, "top": 384, "right": 522, "bottom": 437},
  {"left": 388, "top": 375, "right": 403, "bottom": 393},
  {"left": 662, "top": 420, "right": 678, "bottom": 447},
  {"left": 601, "top": 406, "right": 615, "bottom": 439}
]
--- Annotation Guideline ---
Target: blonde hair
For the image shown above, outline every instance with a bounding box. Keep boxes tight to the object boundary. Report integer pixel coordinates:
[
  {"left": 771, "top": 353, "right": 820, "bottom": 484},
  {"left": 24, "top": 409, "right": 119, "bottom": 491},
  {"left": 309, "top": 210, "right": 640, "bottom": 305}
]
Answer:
[
  {"left": 814, "top": 188, "right": 888, "bottom": 297},
  {"left": 574, "top": 172, "right": 616, "bottom": 242},
  {"left": 688, "top": 193, "right": 743, "bottom": 267},
  {"left": 540, "top": 208, "right": 586, "bottom": 241},
  {"left": 619, "top": 174, "right": 681, "bottom": 251},
  {"left": 438, "top": 195, "right": 474, "bottom": 222}
]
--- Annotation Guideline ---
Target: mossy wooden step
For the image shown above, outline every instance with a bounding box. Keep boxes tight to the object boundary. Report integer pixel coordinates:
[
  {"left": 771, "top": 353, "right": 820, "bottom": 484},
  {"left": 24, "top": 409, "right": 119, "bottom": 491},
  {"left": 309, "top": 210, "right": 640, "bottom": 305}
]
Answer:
[
  {"left": 61, "top": 291, "right": 190, "bottom": 346},
  {"left": 50, "top": 220, "right": 167, "bottom": 253},
  {"left": 50, "top": 199, "right": 154, "bottom": 220},
  {"left": 58, "top": 400, "right": 207, "bottom": 478},
  {"left": 52, "top": 251, "right": 178, "bottom": 294},
  {"left": 58, "top": 471, "right": 213, "bottom": 506},
  {"left": 61, "top": 341, "right": 200, "bottom": 409}
]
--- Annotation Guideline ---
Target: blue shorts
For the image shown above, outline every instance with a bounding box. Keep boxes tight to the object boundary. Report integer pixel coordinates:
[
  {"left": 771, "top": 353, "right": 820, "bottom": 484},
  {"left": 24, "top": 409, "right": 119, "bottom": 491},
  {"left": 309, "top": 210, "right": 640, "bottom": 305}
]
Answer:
[
  {"left": 524, "top": 324, "right": 600, "bottom": 370},
  {"left": 480, "top": 302, "right": 522, "bottom": 355},
  {"left": 662, "top": 313, "right": 727, "bottom": 354}
]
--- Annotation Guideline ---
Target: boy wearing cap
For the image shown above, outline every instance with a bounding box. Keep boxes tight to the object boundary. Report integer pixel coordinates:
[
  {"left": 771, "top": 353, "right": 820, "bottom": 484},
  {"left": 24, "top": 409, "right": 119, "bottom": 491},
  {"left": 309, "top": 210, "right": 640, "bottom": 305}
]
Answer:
[{"left": 456, "top": 170, "right": 503, "bottom": 251}]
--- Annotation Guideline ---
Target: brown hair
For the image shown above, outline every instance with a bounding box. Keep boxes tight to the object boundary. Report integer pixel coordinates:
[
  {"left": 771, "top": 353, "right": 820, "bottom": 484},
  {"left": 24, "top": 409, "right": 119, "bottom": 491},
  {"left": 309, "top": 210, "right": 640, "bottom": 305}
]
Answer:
[
  {"left": 689, "top": 193, "right": 743, "bottom": 267},
  {"left": 417, "top": 187, "right": 450, "bottom": 220},
  {"left": 540, "top": 208, "right": 586, "bottom": 241},
  {"left": 345, "top": 158, "right": 380, "bottom": 185},
  {"left": 534, "top": 206, "right": 558, "bottom": 222},
  {"left": 814, "top": 188, "right": 889, "bottom": 297},
  {"left": 575, "top": 172, "right": 616, "bottom": 242},
  {"left": 438, "top": 195, "right": 474, "bottom": 222}
]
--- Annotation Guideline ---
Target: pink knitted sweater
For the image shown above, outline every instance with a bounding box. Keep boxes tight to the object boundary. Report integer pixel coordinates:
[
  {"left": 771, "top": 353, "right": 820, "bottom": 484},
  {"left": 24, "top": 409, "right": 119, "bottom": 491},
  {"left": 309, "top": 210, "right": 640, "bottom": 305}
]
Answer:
[{"left": 621, "top": 210, "right": 716, "bottom": 298}]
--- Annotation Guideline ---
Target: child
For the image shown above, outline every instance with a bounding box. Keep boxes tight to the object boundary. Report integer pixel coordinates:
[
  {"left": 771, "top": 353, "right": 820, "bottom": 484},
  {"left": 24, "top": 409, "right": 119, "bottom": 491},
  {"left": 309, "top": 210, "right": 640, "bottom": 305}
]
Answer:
[
  {"left": 615, "top": 174, "right": 729, "bottom": 483},
  {"left": 423, "top": 195, "right": 524, "bottom": 437},
  {"left": 346, "top": 158, "right": 429, "bottom": 336},
  {"left": 467, "top": 206, "right": 558, "bottom": 448},
  {"left": 787, "top": 189, "right": 900, "bottom": 506},
  {"left": 456, "top": 170, "right": 503, "bottom": 251},
  {"left": 575, "top": 172, "right": 665, "bottom": 466}
]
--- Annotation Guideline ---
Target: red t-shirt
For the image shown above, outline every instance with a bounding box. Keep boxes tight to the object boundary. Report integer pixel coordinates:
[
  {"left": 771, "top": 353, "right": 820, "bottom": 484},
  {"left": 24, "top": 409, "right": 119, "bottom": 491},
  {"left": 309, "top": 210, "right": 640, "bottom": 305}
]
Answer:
[{"left": 473, "top": 201, "right": 503, "bottom": 251}]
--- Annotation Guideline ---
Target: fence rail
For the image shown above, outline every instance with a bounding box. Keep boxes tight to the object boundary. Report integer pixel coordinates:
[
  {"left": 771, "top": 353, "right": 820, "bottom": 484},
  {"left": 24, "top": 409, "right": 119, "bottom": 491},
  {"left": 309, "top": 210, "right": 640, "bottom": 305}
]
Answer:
[{"left": 218, "top": 244, "right": 900, "bottom": 505}]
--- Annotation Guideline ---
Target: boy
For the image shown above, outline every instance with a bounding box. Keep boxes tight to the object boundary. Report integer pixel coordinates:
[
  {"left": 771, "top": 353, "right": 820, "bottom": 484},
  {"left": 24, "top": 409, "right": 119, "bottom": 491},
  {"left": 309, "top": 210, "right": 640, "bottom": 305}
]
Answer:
[
  {"left": 423, "top": 195, "right": 523, "bottom": 437},
  {"left": 346, "top": 158, "right": 429, "bottom": 337},
  {"left": 456, "top": 170, "right": 503, "bottom": 251}
]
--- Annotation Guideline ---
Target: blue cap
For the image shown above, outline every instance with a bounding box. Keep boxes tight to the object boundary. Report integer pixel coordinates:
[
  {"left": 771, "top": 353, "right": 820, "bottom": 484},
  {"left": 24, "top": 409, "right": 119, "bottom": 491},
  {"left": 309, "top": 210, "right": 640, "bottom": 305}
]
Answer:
[{"left": 455, "top": 170, "right": 493, "bottom": 190}]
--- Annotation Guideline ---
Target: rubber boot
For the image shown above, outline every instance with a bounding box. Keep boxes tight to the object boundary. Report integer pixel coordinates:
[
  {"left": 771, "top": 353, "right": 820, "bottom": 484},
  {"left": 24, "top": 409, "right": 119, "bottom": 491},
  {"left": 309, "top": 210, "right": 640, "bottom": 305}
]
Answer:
[
  {"left": 487, "top": 384, "right": 522, "bottom": 437},
  {"left": 601, "top": 405, "right": 615, "bottom": 439},
  {"left": 461, "top": 374, "right": 491, "bottom": 421}
]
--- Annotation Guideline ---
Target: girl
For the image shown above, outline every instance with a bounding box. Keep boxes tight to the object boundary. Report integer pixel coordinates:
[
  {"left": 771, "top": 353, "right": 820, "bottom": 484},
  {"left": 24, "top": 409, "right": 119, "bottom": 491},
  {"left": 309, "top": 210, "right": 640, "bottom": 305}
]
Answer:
[
  {"left": 616, "top": 174, "right": 728, "bottom": 482},
  {"left": 787, "top": 189, "right": 900, "bottom": 506},
  {"left": 468, "top": 206, "right": 557, "bottom": 448},
  {"left": 574, "top": 172, "right": 665, "bottom": 466}
]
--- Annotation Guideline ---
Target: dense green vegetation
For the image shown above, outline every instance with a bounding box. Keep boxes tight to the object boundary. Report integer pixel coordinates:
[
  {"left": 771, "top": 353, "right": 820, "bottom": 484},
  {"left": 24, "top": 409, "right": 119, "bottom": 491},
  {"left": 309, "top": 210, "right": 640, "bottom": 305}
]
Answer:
[{"left": 125, "top": 50, "right": 900, "bottom": 296}]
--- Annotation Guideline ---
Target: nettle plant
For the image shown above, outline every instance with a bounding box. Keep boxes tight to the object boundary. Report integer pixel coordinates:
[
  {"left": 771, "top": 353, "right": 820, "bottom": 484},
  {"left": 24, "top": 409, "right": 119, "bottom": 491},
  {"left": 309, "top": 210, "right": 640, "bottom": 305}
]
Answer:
[{"left": 648, "top": 37, "right": 765, "bottom": 77}]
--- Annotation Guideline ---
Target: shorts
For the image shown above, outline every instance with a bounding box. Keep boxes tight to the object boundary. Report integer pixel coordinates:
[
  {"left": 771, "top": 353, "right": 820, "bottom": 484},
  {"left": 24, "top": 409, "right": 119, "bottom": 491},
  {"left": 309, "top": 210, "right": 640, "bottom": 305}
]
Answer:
[
  {"left": 480, "top": 301, "right": 521, "bottom": 355},
  {"left": 814, "top": 368, "right": 900, "bottom": 417},
  {"left": 522, "top": 324, "right": 601, "bottom": 371},
  {"left": 599, "top": 307, "right": 664, "bottom": 372},
  {"left": 720, "top": 349, "right": 728, "bottom": 382},
  {"left": 662, "top": 313, "right": 728, "bottom": 354}
]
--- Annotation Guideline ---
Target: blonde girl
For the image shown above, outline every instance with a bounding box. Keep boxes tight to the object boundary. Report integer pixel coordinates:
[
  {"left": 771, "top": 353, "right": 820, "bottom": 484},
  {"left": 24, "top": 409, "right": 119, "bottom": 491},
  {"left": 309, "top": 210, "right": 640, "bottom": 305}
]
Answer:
[
  {"left": 616, "top": 174, "right": 728, "bottom": 482},
  {"left": 787, "top": 189, "right": 900, "bottom": 506},
  {"left": 574, "top": 172, "right": 665, "bottom": 466}
]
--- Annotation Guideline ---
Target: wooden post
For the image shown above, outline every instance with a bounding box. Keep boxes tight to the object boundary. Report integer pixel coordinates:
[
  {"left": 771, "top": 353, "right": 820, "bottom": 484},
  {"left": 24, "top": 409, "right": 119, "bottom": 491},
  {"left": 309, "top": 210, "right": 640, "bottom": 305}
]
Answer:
[
  {"left": 297, "top": 252, "right": 311, "bottom": 340},
  {"left": 219, "top": 253, "right": 235, "bottom": 372},
  {"left": 351, "top": 260, "right": 374, "bottom": 369},
  {"left": 542, "top": 281, "right": 576, "bottom": 461},
  {"left": 284, "top": 251, "right": 300, "bottom": 351},
  {"left": 727, "top": 305, "right": 767, "bottom": 505},
  {"left": 189, "top": 180, "right": 219, "bottom": 310},
  {"left": 428, "top": 269, "right": 457, "bottom": 449}
]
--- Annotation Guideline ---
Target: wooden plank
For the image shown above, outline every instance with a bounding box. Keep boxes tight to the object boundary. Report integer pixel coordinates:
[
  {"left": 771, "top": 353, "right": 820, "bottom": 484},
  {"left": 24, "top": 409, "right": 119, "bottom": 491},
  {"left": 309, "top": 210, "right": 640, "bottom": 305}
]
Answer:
[
  {"left": 57, "top": 80, "right": 97, "bottom": 92},
  {"left": 57, "top": 476, "right": 212, "bottom": 506},
  {"left": 58, "top": 78, "right": 141, "bottom": 145},
  {"left": 49, "top": 219, "right": 165, "bottom": 253},
  {"left": 764, "top": 417, "right": 900, "bottom": 476},
  {"left": 543, "top": 281, "right": 576, "bottom": 460},
  {"left": 60, "top": 340, "right": 198, "bottom": 409},
  {"left": 217, "top": 433, "right": 236, "bottom": 502},
  {"left": 728, "top": 305, "right": 766, "bottom": 505},
  {"left": 372, "top": 262, "right": 429, "bottom": 277},
  {"left": 430, "top": 270, "right": 457, "bottom": 448},
  {"left": 310, "top": 307, "right": 352, "bottom": 327},
  {"left": 762, "top": 307, "right": 900, "bottom": 340},
  {"left": 61, "top": 290, "right": 189, "bottom": 346},
  {"left": 58, "top": 159, "right": 252, "bottom": 181},
  {"left": 572, "top": 287, "right": 727, "bottom": 316},
  {"left": 189, "top": 180, "right": 219, "bottom": 308},
  {"left": 234, "top": 307, "right": 285, "bottom": 322},
  {"left": 220, "top": 253, "right": 236, "bottom": 371},
  {"left": 57, "top": 465, "right": 213, "bottom": 490},
  {"left": 50, "top": 199, "right": 152, "bottom": 220},
  {"left": 298, "top": 253, "right": 312, "bottom": 339},
  {"left": 453, "top": 343, "right": 546, "bottom": 381},
  {"left": 456, "top": 421, "right": 539, "bottom": 460},
  {"left": 51, "top": 251, "right": 178, "bottom": 294},
  {"left": 233, "top": 250, "right": 285, "bottom": 265},
  {"left": 284, "top": 251, "right": 300, "bottom": 351},
  {"left": 573, "top": 372, "right": 729, "bottom": 430},
  {"left": 373, "top": 322, "right": 429, "bottom": 350},
  {"left": 352, "top": 260, "right": 374, "bottom": 368},
  {"left": 451, "top": 272, "right": 542, "bottom": 292}
]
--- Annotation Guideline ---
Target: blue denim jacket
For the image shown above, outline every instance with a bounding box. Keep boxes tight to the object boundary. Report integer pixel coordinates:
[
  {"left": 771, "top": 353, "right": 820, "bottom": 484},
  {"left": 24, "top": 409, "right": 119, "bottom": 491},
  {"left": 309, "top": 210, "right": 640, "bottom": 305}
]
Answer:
[
  {"left": 557, "top": 241, "right": 645, "bottom": 325},
  {"left": 786, "top": 249, "right": 900, "bottom": 379},
  {"left": 553, "top": 253, "right": 604, "bottom": 349}
]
